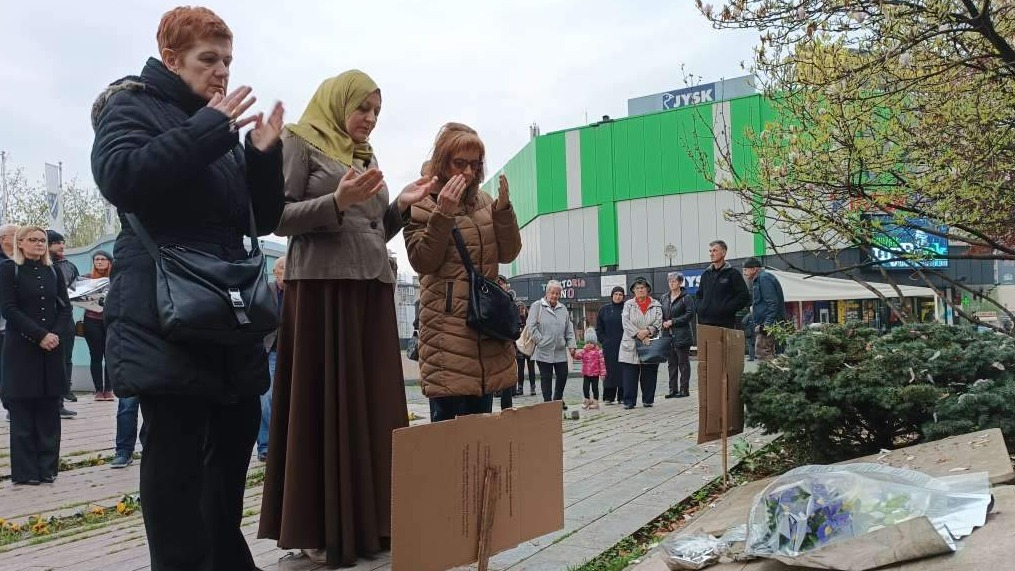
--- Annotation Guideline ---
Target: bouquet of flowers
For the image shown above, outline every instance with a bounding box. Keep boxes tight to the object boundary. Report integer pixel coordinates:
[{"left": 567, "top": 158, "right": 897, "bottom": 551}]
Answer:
[{"left": 746, "top": 463, "right": 990, "bottom": 561}]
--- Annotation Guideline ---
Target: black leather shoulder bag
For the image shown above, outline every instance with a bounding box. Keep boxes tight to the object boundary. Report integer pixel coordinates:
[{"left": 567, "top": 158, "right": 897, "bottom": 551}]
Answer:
[
  {"left": 125, "top": 206, "right": 278, "bottom": 346},
  {"left": 450, "top": 226, "right": 521, "bottom": 341}
]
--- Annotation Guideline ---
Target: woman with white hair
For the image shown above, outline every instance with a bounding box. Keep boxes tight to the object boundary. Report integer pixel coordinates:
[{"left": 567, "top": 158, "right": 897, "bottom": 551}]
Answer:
[{"left": 526, "top": 280, "right": 577, "bottom": 408}]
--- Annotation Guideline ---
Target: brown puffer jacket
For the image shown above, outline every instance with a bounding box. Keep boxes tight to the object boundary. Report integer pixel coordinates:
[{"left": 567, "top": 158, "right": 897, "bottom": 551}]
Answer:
[{"left": 404, "top": 191, "right": 522, "bottom": 398}]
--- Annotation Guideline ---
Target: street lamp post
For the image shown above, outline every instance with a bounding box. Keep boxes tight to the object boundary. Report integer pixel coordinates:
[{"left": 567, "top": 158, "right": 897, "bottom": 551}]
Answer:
[{"left": 664, "top": 243, "right": 677, "bottom": 267}]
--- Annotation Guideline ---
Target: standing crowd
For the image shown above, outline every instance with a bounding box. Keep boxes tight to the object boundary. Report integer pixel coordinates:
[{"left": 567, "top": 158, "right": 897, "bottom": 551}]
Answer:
[{"left": 0, "top": 6, "right": 786, "bottom": 571}]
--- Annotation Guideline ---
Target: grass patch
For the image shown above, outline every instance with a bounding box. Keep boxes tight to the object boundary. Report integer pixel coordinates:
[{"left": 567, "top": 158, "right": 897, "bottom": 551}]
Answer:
[
  {"left": 567, "top": 437, "right": 797, "bottom": 571},
  {"left": 0, "top": 494, "right": 141, "bottom": 548}
]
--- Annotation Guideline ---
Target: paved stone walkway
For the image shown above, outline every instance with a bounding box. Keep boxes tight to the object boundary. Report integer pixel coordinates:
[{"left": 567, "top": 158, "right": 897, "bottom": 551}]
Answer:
[{"left": 0, "top": 362, "right": 769, "bottom": 570}]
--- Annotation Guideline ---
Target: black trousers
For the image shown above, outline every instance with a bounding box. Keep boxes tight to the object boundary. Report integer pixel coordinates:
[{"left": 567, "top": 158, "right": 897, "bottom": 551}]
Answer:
[
  {"left": 582, "top": 376, "right": 600, "bottom": 399},
  {"left": 537, "top": 361, "right": 569, "bottom": 402},
  {"left": 602, "top": 357, "right": 625, "bottom": 403},
  {"left": 7, "top": 397, "right": 61, "bottom": 483},
  {"left": 59, "top": 321, "right": 75, "bottom": 395},
  {"left": 516, "top": 354, "right": 536, "bottom": 391},
  {"left": 138, "top": 395, "right": 260, "bottom": 571},
  {"left": 667, "top": 345, "right": 692, "bottom": 396},
  {"left": 430, "top": 394, "right": 494, "bottom": 422},
  {"left": 82, "top": 318, "right": 111, "bottom": 392},
  {"left": 622, "top": 362, "right": 660, "bottom": 407}
]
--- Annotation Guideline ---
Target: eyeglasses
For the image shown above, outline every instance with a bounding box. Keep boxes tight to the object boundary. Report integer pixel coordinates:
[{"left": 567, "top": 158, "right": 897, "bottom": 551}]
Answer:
[
  {"left": 451, "top": 159, "right": 483, "bottom": 172},
  {"left": 21, "top": 237, "right": 47, "bottom": 244}
]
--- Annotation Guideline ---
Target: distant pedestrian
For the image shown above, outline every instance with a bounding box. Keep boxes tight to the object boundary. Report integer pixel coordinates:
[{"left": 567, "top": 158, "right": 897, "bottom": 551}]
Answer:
[
  {"left": 1, "top": 225, "right": 71, "bottom": 485},
  {"left": 82, "top": 250, "right": 114, "bottom": 400},
  {"left": 256, "top": 256, "right": 284, "bottom": 462},
  {"left": 620, "top": 277, "right": 663, "bottom": 409},
  {"left": 574, "top": 340, "right": 606, "bottom": 410},
  {"left": 742, "top": 258, "right": 785, "bottom": 361},
  {"left": 496, "top": 275, "right": 515, "bottom": 411},
  {"left": 742, "top": 310, "right": 756, "bottom": 361},
  {"left": 661, "top": 272, "right": 695, "bottom": 398},
  {"left": 514, "top": 301, "right": 537, "bottom": 395},
  {"left": 527, "top": 280, "right": 577, "bottom": 409},
  {"left": 0, "top": 223, "right": 17, "bottom": 422},
  {"left": 696, "top": 240, "right": 750, "bottom": 328},
  {"left": 46, "top": 230, "right": 79, "bottom": 418},
  {"left": 596, "top": 286, "right": 626, "bottom": 404}
]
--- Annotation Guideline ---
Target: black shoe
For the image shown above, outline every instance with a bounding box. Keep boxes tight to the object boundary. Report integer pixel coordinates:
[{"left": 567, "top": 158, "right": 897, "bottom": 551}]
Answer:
[
  {"left": 623, "top": 404, "right": 635, "bottom": 410},
  {"left": 664, "top": 393, "right": 678, "bottom": 399},
  {"left": 64, "top": 393, "right": 78, "bottom": 402},
  {"left": 562, "top": 403, "right": 568, "bottom": 411},
  {"left": 530, "top": 389, "right": 536, "bottom": 396},
  {"left": 41, "top": 475, "right": 57, "bottom": 484},
  {"left": 60, "top": 407, "right": 77, "bottom": 419},
  {"left": 643, "top": 403, "right": 654, "bottom": 408},
  {"left": 13, "top": 480, "right": 41, "bottom": 486}
]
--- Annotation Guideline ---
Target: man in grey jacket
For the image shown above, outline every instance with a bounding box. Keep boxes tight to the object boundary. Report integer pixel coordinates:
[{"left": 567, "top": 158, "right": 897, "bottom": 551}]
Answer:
[{"left": 526, "top": 280, "right": 577, "bottom": 409}]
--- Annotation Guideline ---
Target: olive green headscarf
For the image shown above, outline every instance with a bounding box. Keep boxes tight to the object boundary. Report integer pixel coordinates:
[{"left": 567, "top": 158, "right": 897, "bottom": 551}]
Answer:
[{"left": 287, "top": 70, "right": 379, "bottom": 166}]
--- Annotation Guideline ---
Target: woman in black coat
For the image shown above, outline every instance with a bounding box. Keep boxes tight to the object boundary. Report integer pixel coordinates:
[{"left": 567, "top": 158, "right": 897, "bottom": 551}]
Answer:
[
  {"left": 89, "top": 7, "right": 284, "bottom": 570},
  {"left": 596, "top": 286, "right": 627, "bottom": 404},
  {"left": 661, "top": 272, "right": 696, "bottom": 398},
  {"left": 0, "top": 225, "right": 71, "bottom": 485}
]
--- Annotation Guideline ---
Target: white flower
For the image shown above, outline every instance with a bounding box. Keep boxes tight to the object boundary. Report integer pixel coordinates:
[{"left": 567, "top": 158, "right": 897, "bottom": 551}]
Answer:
[
  {"left": 850, "top": 11, "right": 867, "bottom": 24},
  {"left": 702, "top": 3, "right": 714, "bottom": 18},
  {"left": 797, "top": 6, "right": 807, "bottom": 20},
  {"left": 899, "top": 52, "right": 914, "bottom": 68}
]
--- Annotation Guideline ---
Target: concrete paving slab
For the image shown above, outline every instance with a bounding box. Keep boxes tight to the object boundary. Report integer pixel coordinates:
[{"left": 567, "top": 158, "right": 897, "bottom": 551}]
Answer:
[{"left": 847, "top": 428, "right": 1013, "bottom": 485}]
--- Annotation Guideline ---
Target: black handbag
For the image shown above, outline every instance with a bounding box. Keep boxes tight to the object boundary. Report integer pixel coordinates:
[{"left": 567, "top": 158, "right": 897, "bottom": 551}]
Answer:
[
  {"left": 636, "top": 336, "right": 670, "bottom": 364},
  {"left": 125, "top": 207, "right": 278, "bottom": 346},
  {"left": 450, "top": 227, "right": 521, "bottom": 341}
]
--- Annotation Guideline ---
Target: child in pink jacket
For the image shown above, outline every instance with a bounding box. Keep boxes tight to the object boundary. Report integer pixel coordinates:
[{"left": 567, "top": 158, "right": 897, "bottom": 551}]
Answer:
[{"left": 574, "top": 340, "right": 607, "bottom": 409}]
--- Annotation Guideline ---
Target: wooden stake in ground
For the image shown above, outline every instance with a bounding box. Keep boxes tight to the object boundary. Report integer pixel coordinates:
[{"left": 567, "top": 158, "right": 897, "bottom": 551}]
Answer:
[
  {"left": 720, "top": 338, "right": 730, "bottom": 489},
  {"left": 477, "top": 466, "right": 501, "bottom": 571}
]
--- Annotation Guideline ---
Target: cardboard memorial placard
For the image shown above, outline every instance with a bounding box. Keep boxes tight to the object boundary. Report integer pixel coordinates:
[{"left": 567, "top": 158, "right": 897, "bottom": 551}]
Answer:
[
  {"left": 391, "top": 401, "right": 564, "bottom": 571},
  {"left": 697, "top": 324, "right": 745, "bottom": 444}
]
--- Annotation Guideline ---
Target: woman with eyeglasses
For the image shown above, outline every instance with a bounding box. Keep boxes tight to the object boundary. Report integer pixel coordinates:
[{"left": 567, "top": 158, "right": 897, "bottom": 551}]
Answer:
[
  {"left": 258, "top": 69, "right": 435, "bottom": 567},
  {"left": 82, "top": 251, "right": 114, "bottom": 401},
  {"left": 404, "top": 122, "right": 522, "bottom": 422},
  {"left": 0, "top": 225, "right": 71, "bottom": 485}
]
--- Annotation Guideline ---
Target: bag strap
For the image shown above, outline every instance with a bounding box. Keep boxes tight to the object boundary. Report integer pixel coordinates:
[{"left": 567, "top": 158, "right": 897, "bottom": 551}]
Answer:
[
  {"left": 450, "top": 226, "right": 478, "bottom": 277},
  {"left": 125, "top": 203, "right": 262, "bottom": 262}
]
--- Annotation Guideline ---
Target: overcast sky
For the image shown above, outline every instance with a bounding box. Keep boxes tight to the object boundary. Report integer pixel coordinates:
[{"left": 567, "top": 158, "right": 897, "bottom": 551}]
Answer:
[{"left": 0, "top": 0, "right": 756, "bottom": 269}]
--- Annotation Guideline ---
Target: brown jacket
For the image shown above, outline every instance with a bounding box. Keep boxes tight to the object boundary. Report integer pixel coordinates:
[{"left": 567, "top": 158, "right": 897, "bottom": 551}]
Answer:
[
  {"left": 404, "top": 191, "right": 522, "bottom": 398},
  {"left": 275, "top": 130, "right": 406, "bottom": 282}
]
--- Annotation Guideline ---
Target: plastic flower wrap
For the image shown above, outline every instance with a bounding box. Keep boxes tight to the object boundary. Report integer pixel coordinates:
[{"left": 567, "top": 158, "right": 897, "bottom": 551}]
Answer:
[{"left": 746, "top": 463, "right": 991, "bottom": 562}]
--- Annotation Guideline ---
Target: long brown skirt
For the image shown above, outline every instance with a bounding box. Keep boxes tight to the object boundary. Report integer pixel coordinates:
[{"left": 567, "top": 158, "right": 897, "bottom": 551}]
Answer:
[{"left": 258, "top": 279, "right": 408, "bottom": 566}]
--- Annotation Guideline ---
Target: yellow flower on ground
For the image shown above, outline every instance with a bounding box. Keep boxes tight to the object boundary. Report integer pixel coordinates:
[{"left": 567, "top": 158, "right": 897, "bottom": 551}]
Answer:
[
  {"left": 116, "top": 502, "right": 127, "bottom": 514},
  {"left": 91, "top": 506, "right": 105, "bottom": 516}
]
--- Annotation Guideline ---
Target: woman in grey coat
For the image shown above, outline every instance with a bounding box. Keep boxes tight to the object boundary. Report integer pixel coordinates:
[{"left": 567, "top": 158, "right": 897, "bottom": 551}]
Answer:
[
  {"left": 619, "top": 277, "right": 663, "bottom": 409},
  {"left": 526, "top": 280, "right": 576, "bottom": 409}
]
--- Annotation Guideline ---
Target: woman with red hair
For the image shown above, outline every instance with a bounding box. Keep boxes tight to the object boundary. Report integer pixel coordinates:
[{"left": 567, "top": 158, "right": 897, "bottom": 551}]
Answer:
[
  {"left": 404, "top": 123, "right": 522, "bottom": 421},
  {"left": 90, "top": 6, "right": 285, "bottom": 570},
  {"left": 82, "top": 250, "right": 113, "bottom": 401}
]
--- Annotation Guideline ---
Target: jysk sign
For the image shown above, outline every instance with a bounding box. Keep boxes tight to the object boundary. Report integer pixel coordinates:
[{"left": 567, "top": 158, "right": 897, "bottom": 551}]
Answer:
[
  {"left": 661, "top": 84, "right": 716, "bottom": 110},
  {"left": 870, "top": 217, "right": 949, "bottom": 269}
]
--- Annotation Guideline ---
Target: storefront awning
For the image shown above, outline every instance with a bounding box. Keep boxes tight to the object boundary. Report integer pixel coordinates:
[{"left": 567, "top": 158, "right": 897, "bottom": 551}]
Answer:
[{"left": 767, "top": 269, "right": 938, "bottom": 302}]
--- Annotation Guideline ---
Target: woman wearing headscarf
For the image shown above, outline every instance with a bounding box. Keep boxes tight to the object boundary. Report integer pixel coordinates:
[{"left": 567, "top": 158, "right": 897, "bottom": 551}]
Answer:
[
  {"left": 258, "top": 69, "right": 434, "bottom": 567},
  {"left": 82, "top": 250, "right": 114, "bottom": 401},
  {"left": 596, "top": 286, "right": 627, "bottom": 404},
  {"left": 619, "top": 277, "right": 663, "bottom": 409},
  {"left": 90, "top": 6, "right": 285, "bottom": 569},
  {"left": 404, "top": 122, "right": 522, "bottom": 422}
]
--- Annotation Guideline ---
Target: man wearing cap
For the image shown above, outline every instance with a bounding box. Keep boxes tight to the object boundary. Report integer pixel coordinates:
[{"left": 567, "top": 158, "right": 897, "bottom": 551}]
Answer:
[
  {"left": 743, "top": 258, "right": 785, "bottom": 361},
  {"left": 47, "top": 230, "right": 80, "bottom": 417}
]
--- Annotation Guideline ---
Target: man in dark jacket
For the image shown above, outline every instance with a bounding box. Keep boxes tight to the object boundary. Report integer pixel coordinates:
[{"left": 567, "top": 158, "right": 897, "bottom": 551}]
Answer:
[
  {"left": 743, "top": 258, "right": 786, "bottom": 360},
  {"left": 696, "top": 240, "right": 751, "bottom": 328},
  {"left": 46, "top": 230, "right": 79, "bottom": 416}
]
